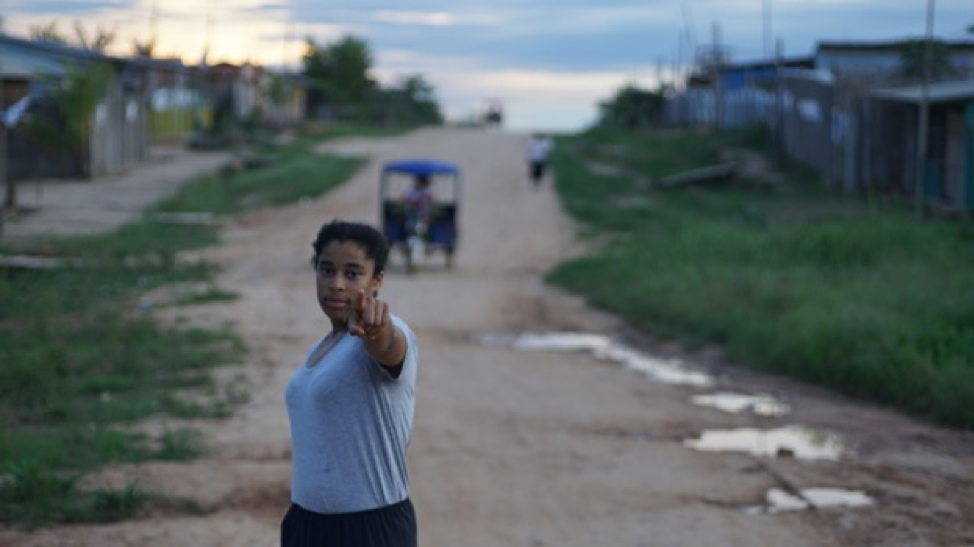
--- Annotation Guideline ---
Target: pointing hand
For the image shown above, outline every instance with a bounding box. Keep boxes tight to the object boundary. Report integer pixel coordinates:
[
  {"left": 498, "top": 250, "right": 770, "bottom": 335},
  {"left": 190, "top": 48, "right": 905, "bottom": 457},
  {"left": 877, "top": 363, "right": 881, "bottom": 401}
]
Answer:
[{"left": 349, "top": 289, "right": 390, "bottom": 340}]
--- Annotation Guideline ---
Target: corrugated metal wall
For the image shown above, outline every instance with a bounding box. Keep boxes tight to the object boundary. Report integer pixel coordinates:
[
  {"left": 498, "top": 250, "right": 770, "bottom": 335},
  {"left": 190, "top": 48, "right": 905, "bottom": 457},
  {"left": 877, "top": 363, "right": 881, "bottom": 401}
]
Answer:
[
  {"left": 90, "top": 70, "right": 149, "bottom": 177},
  {"left": 669, "top": 75, "right": 973, "bottom": 213}
]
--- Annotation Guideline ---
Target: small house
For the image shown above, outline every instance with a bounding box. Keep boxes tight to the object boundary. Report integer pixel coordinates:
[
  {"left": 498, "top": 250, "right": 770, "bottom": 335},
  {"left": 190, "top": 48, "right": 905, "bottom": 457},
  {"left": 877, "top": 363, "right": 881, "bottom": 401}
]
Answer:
[
  {"left": 870, "top": 79, "right": 974, "bottom": 214},
  {"left": 0, "top": 32, "right": 150, "bottom": 181}
]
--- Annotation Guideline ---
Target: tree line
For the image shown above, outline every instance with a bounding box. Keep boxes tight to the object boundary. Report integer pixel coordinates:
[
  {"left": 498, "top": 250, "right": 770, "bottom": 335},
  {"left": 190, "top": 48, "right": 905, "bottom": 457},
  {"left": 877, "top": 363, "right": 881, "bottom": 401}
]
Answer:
[
  {"left": 1, "top": 23, "right": 442, "bottom": 217},
  {"left": 22, "top": 21, "right": 444, "bottom": 129},
  {"left": 301, "top": 35, "right": 443, "bottom": 126}
]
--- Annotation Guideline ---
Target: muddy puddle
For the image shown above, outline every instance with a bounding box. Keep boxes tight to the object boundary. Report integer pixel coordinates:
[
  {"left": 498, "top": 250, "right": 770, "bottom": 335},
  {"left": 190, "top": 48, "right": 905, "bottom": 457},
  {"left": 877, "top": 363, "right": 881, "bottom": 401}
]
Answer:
[
  {"left": 744, "top": 487, "right": 874, "bottom": 514},
  {"left": 684, "top": 425, "right": 847, "bottom": 460},
  {"left": 691, "top": 392, "right": 790, "bottom": 416},
  {"left": 477, "top": 332, "right": 870, "bottom": 517},
  {"left": 475, "top": 332, "right": 713, "bottom": 387}
]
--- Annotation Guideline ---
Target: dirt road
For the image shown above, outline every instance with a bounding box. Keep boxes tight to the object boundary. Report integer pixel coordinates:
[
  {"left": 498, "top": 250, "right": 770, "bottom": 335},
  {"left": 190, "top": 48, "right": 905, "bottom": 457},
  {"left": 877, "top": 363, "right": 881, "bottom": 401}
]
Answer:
[
  {"left": 2, "top": 128, "right": 973, "bottom": 546},
  {"left": 1, "top": 145, "right": 234, "bottom": 243}
]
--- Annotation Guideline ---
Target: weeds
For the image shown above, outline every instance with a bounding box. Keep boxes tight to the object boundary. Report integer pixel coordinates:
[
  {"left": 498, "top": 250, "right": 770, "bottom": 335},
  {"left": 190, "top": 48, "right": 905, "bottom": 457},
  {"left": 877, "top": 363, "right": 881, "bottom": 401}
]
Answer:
[
  {"left": 0, "top": 124, "right": 392, "bottom": 526},
  {"left": 0, "top": 462, "right": 152, "bottom": 529},
  {"left": 549, "top": 128, "right": 974, "bottom": 428}
]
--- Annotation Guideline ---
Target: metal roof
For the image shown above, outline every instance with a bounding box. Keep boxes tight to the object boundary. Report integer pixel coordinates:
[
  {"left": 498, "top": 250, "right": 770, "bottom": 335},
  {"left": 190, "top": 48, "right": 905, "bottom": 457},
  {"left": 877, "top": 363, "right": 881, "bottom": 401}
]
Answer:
[
  {"left": 0, "top": 44, "right": 69, "bottom": 78},
  {"left": 872, "top": 79, "right": 974, "bottom": 104},
  {"left": 818, "top": 39, "right": 974, "bottom": 53},
  {"left": 0, "top": 32, "right": 137, "bottom": 79}
]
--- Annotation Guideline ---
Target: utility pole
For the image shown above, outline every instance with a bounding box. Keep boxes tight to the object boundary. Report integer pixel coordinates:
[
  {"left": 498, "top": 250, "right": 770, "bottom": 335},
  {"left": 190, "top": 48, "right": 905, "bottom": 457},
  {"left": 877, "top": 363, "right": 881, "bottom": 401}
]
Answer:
[
  {"left": 680, "top": 3, "right": 697, "bottom": 127},
  {"left": 763, "top": 0, "right": 772, "bottom": 58},
  {"left": 203, "top": 0, "right": 215, "bottom": 64},
  {"left": 656, "top": 56, "right": 665, "bottom": 90},
  {"left": 774, "top": 38, "right": 784, "bottom": 169},
  {"left": 282, "top": 16, "right": 288, "bottom": 74},
  {"left": 915, "top": 0, "right": 935, "bottom": 219},
  {"left": 0, "top": 33, "right": 4, "bottom": 219},
  {"left": 1, "top": 60, "right": 10, "bottom": 238},
  {"left": 713, "top": 22, "right": 724, "bottom": 131},
  {"left": 197, "top": 0, "right": 215, "bottom": 138},
  {"left": 149, "top": 0, "right": 158, "bottom": 43}
]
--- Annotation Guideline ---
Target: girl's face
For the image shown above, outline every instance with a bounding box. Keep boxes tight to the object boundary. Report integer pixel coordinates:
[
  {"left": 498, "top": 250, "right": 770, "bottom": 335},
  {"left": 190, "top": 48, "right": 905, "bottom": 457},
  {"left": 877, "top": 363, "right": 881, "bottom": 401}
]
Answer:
[{"left": 315, "top": 240, "right": 384, "bottom": 327}]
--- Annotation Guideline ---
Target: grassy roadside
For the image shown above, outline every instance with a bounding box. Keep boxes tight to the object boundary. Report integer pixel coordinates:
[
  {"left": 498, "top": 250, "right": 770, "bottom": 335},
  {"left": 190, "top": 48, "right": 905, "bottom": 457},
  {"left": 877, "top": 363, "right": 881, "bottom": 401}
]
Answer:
[
  {"left": 0, "top": 124, "right": 403, "bottom": 528},
  {"left": 547, "top": 127, "right": 974, "bottom": 429}
]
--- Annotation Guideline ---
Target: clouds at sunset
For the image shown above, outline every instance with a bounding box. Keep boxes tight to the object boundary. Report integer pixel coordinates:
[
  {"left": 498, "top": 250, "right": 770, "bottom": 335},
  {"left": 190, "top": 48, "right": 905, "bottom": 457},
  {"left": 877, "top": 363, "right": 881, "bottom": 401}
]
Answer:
[{"left": 2, "top": 0, "right": 972, "bottom": 129}]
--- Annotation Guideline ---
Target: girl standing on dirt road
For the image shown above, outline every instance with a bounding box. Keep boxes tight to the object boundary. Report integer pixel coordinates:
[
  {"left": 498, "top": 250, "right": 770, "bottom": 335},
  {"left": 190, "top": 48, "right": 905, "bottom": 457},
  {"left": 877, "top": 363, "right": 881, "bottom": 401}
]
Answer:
[{"left": 282, "top": 220, "right": 419, "bottom": 547}]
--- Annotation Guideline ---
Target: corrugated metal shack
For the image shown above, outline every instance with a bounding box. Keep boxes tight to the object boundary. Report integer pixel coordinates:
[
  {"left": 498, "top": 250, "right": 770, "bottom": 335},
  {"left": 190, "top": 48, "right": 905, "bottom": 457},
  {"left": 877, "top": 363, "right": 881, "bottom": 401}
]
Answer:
[
  {"left": 0, "top": 33, "right": 149, "bottom": 181},
  {"left": 667, "top": 39, "right": 974, "bottom": 215}
]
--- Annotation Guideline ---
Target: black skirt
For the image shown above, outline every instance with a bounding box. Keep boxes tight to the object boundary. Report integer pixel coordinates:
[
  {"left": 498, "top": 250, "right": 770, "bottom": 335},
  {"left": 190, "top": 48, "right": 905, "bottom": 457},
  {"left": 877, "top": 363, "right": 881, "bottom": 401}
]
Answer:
[
  {"left": 530, "top": 160, "right": 547, "bottom": 180},
  {"left": 281, "top": 499, "right": 417, "bottom": 547}
]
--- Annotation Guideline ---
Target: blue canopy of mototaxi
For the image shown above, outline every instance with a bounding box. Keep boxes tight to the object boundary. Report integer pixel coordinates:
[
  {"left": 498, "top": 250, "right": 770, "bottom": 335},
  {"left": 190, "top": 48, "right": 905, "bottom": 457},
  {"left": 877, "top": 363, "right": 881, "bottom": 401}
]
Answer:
[{"left": 381, "top": 159, "right": 460, "bottom": 177}]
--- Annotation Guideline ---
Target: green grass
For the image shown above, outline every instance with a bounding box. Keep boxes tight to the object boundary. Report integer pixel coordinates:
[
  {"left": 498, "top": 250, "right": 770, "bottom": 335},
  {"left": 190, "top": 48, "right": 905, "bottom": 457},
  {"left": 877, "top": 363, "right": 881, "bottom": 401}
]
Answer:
[
  {"left": 155, "top": 124, "right": 382, "bottom": 216},
  {"left": 0, "top": 124, "right": 396, "bottom": 527},
  {"left": 155, "top": 152, "right": 362, "bottom": 215},
  {"left": 156, "top": 427, "right": 205, "bottom": 461},
  {"left": 0, "top": 462, "right": 153, "bottom": 529},
  {"left": 548, "top": 127, "right": 974, "bottom": 429},
  {"left": 0, "top": 255, "right": 243, "bottom": 528}
]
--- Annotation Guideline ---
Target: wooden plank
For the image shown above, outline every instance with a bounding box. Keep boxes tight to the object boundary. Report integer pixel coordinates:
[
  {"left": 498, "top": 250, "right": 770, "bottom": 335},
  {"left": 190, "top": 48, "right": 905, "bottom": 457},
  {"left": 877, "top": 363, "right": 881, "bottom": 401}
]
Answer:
[
  {"left": 149, "top": 212, "right": 217, "bottom": 225},
  {"left": 0, "top": 254, "right": 94, "bottom": 270},
  {"left": 655, "top": 162, "right": 740, "bottom": 189}
]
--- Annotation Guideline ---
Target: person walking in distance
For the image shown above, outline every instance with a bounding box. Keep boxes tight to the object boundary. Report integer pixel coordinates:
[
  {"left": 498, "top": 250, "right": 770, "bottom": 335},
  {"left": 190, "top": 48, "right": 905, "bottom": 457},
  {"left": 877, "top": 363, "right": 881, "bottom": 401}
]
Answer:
[
  {"left": 527, "top": 132, "right": 553, "bottom": 188},
  {"left": 282, "top": 219, "right": 419, "bottom": 547}
]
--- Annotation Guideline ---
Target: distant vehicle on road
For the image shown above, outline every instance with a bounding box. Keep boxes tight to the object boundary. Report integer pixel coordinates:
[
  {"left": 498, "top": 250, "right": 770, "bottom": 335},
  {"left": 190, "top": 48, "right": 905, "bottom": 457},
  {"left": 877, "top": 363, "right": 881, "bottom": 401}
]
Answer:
[{"left": 380, "top": 159, "right": 461, "bottom": 273}]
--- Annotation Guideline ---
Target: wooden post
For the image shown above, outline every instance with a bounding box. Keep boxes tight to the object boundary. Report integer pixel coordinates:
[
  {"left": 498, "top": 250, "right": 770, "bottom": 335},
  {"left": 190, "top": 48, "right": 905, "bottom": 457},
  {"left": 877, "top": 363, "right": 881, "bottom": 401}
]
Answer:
[
  {"left": 712, "top": 22, "right": 723, "bottom": 132},
  {"left": 1, "top": 119, "right": 7, "bottom": 208},
  {"left": 774, "top": 38, "right": 784, "bottom": 170},
  {"left": 965, "top": 101, "right": 974, "bottom": 216},
  {"left": 915, "top": 0, "right": 935, "bottom": 219},
  {"left": 862, "top": 96, "right": 873, "bottom": 205},
  {"left": 1, "top": 64, "right": 7, "bottom": 238}
]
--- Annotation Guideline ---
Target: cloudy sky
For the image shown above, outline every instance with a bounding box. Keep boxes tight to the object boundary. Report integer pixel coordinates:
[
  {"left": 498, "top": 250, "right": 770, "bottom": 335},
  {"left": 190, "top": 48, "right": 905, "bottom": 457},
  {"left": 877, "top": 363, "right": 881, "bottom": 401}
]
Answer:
[{"left": 2, "top": 1, "right": 973, "bottom": 131}]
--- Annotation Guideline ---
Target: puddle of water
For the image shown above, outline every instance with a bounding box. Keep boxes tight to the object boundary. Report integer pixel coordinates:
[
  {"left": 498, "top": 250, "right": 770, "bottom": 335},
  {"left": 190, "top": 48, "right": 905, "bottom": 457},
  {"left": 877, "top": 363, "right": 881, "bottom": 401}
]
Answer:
[
  {"left": 684, "top": 425, "right": 847, "bottom": 460},
  {"left": 691, "top": 392, "right": 790, "bottom": 417},
  {"left": 474, "top": 332, "right": 612, "bottom": 352},
  {"left": 594, "top": 345, "right": 714, "bottom": 387},
  {"left": 516, "top": 332, "right": 612, "bottom": 352},
  {"left": 475, "top": 332, "right": 714, "bottom": 387},
  {"left": 745, "top": 487, "right": 875, "bottom": 514}
]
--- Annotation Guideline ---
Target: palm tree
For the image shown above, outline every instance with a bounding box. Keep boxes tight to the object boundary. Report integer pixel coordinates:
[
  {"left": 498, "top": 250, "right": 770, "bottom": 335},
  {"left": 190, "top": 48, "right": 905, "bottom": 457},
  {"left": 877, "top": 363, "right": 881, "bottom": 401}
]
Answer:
[
  {"left": 72, "top": 21, "right": 115, "bottom": 51},
  {"left": 29, "top": 22, "right": 68, "bottom": 44},
  {"left": 133, "top": 37, "right": 156, "bottom": 58},
  {"left": 24, "top": 62, "right": 112, "bottom": 179}
]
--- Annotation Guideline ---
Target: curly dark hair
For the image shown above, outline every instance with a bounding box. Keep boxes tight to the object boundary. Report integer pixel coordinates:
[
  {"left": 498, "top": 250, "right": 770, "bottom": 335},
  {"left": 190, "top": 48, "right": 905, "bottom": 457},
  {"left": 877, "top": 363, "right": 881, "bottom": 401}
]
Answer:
[{"left": 310, "top": 220, "right": 390, "bottom": 273}]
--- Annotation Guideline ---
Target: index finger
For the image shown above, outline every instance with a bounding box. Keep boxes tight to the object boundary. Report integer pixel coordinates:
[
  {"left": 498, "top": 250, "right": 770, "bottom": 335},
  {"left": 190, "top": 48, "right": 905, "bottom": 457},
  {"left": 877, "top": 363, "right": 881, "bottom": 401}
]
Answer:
[{"left": 356, "top": 289, "right": 368, "bottom": 311}]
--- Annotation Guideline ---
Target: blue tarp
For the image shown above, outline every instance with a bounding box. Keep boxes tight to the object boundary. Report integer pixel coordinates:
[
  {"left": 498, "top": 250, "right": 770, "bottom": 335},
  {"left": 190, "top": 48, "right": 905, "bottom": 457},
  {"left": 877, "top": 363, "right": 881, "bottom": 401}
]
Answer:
[{"left": 2, "top": 94, "right": 32, "bottom": 127}]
